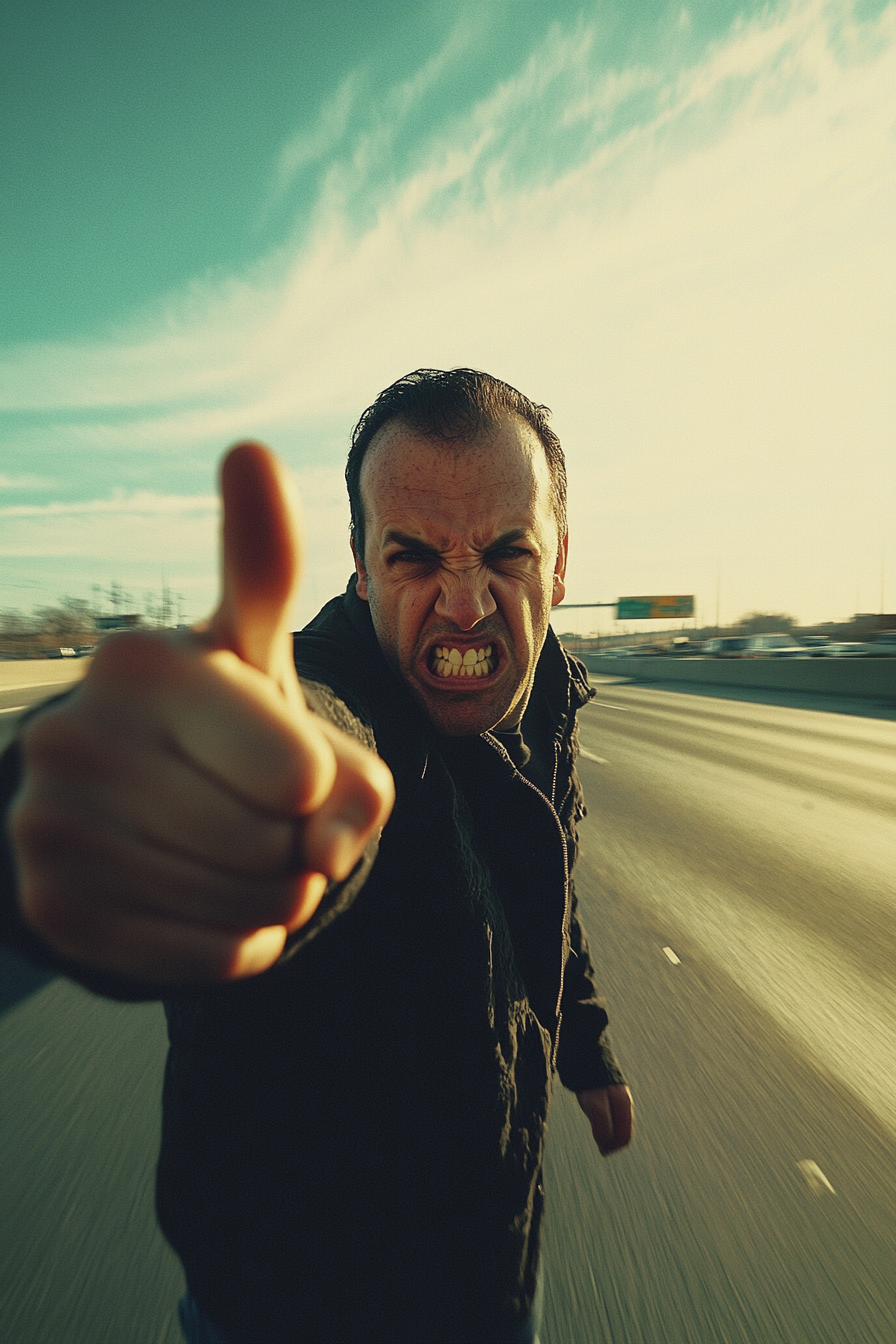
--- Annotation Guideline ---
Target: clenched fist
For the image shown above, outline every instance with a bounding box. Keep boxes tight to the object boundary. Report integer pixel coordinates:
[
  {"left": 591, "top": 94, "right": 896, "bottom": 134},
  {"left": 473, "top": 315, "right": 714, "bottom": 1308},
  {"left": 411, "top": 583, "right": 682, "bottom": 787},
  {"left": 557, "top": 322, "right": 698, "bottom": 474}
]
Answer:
[{"left": 9, "top": 443, "right": 394, "bottom": 984}]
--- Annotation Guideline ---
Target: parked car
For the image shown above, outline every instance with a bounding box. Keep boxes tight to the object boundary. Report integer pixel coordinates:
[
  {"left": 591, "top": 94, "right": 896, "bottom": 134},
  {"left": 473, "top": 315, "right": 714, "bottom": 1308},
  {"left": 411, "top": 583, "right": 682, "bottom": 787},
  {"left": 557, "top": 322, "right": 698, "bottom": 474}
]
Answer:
[
  {"left": 703, "top": 637, "right": 750, "bottom": 657},
  {"left": 743, "top": 634, "right": 809, "bottom": 657}
]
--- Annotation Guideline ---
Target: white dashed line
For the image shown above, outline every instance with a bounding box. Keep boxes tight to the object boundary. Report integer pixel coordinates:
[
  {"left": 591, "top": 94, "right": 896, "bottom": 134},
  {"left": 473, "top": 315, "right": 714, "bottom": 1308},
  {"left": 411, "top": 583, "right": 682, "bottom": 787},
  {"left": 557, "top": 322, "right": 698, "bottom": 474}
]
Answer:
[
  {"left": 0, "top": 705, "right": 26, "bottom": 715},
  {"left": 589, "top": 701, "right": 630, "bottom": 711},
  {"left": 579, "top": 749, "right": 609, "bottom": 765},
  {"left": 797, "top": 1160, "right": 835, "bottom": 1195},
  {"left": 662, "top": 946, "right": 681, "bottom": 965}
]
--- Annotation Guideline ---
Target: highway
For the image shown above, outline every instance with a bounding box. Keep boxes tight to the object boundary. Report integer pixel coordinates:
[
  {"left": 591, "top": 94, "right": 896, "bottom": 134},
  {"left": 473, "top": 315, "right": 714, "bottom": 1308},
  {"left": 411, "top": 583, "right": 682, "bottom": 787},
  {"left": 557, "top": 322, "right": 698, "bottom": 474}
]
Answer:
[{"left": 1, "top": 669, "right": 894, "bottom": 1343}]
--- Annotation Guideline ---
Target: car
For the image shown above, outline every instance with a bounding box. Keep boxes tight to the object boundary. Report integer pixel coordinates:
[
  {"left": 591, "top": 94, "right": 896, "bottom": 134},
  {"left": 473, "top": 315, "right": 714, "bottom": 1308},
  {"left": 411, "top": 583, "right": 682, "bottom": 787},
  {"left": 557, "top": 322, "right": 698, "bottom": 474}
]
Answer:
[
  {"left": 857, "top": 630, "right": 896, "bottom": 656},
  {"left": 743, "top": 634, "right": 809, "bottom": 657},
  {"left": 800, "top": 636, "right": 831, "bottom": 654},
  {"left": 817, "top": 642, "right": 867, "bottom": 656},
  {"left": 703, "top": 637, "right": 750, "bottom": 657},
  {"left": 665, "top": 638, "right": 703, "bottom": 655}
]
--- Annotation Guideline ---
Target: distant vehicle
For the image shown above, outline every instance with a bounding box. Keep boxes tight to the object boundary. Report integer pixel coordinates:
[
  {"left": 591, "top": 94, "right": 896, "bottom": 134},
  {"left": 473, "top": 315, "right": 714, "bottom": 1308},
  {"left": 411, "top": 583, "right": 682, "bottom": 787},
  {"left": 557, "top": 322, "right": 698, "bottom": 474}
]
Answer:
[
  {"left": 743, "top": 634, "right": 809, "bottom": 657},
  {"left": 46, "top": 646, "right": 77, "bottom": 658},
  {"left": 665, "top": 638, "right": 703, "bottom": 656},
  {"left": 800, "top": 636, "right": 831, "bottom": 653},
  {"left": 817, "top": 642, "right": 867, "bottom": 657},
  {"left": 858, "top": 630, "right": 896, "bottom": 656},
  {"left": 703, "top": 637, "right": 750, "bottom": 657}
]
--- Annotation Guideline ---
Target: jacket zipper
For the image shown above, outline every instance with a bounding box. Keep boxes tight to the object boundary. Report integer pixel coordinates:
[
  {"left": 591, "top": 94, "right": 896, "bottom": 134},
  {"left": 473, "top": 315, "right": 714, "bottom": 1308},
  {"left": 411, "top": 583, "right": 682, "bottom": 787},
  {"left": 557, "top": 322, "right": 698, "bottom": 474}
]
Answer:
[{"left": 481, "top": 731, "right": 570, "bottom": 1069}]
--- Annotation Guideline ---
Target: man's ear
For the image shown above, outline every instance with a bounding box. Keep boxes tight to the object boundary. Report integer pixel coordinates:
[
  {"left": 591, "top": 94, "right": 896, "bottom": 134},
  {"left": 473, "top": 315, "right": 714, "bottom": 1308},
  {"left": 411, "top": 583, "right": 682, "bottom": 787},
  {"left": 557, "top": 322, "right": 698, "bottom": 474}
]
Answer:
[
  {"left": 551, "top": 532, "right": 569, "bottom": 608},
  {"left": 351, "top": 536, "right": 369, "bottom": 601}
]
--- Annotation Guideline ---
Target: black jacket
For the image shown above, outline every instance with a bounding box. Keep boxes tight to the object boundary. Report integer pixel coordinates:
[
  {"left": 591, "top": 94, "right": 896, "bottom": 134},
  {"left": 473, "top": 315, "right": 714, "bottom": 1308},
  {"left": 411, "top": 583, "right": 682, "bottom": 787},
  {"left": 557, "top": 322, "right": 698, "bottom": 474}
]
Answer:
[{"left": 0, "top": 582, "right": 625, "bottom": 1344}]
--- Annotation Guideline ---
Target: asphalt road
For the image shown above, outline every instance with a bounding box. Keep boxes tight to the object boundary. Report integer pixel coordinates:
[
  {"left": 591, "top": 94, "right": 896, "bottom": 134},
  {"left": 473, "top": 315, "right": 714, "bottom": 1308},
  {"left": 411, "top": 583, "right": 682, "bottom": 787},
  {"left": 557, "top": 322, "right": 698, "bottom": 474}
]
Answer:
[{"left": 1, "top": 670, "right": 894, "bottom": 1343}]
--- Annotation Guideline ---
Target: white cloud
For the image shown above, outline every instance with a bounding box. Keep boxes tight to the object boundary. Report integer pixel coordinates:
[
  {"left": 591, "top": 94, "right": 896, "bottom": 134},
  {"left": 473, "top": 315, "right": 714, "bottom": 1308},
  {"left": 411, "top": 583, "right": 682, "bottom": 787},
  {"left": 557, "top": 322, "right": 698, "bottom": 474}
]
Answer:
[{"left": 1, "top": 0, "right": 893, "bottom": 625}]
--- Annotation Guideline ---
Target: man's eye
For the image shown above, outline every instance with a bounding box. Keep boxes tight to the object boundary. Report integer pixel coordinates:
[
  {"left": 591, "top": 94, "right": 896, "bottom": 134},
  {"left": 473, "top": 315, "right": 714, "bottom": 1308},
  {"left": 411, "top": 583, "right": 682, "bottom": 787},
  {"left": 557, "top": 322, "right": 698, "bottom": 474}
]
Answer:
[
  {"left": 489, "top": 546, "right": 529, "bottom": 561},
  {"left": 388, "top": 550, "right": 436, "bottom": 565}
]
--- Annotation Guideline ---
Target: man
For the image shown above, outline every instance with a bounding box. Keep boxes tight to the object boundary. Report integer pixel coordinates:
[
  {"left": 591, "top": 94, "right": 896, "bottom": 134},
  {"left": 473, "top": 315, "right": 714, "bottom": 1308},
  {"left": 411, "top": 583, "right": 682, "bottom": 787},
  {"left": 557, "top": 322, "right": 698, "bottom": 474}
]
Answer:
[{"left": 1, "top": 369, "right": 632, "bottom": 1343}]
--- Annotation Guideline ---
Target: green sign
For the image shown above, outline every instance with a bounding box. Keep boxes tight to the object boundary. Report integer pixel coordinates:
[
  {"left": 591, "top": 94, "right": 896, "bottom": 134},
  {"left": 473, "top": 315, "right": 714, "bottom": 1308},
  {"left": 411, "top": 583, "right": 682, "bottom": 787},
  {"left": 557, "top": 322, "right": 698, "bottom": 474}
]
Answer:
[{"left": 617, "top": 595, "right": 694, "bottom": 620}]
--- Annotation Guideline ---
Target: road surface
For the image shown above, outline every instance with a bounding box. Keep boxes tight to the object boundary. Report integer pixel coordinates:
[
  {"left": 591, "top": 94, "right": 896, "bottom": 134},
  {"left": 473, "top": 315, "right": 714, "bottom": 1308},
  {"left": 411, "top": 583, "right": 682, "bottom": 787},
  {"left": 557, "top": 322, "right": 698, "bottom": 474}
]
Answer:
[{"left": 1, "top": 669, "right": 894, "bottom": 1342}]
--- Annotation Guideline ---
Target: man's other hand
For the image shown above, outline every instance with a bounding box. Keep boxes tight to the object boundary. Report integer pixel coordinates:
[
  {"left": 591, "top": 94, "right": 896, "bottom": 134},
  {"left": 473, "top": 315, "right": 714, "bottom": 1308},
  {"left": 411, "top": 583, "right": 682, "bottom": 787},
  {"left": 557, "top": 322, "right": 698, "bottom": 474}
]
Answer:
[
  {"left": 9, "top": 443, "right": 395, "bottom": 985},
  {"left": 576, "top": 1085, "right": 634, "bottom": 1156}
]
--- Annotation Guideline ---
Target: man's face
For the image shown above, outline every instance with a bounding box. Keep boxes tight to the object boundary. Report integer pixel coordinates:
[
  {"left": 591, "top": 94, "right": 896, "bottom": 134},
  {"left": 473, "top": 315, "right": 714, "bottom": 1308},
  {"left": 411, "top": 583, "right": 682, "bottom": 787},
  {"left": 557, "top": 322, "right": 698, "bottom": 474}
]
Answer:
[{"left": 353, "top": 414, "right": 567, "bottom": 736}]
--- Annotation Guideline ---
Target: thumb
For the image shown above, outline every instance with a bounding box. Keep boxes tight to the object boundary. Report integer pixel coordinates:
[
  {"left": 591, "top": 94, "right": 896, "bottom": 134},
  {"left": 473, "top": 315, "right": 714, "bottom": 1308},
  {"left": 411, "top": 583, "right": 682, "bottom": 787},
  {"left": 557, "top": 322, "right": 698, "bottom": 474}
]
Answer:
[{"left": 208, "top": 441, "right": 302, "bottom": 685}]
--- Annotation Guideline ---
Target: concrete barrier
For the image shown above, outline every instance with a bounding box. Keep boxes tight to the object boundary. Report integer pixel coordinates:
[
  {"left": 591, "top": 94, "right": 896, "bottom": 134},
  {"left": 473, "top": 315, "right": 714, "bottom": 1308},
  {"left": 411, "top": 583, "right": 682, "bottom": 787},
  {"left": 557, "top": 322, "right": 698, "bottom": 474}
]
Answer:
[
  {"left": 0, "top": 659, "right": 89, "bottom": 691},
  {"left": 577, "top": 654, "right": 896, "bottom": 702}
]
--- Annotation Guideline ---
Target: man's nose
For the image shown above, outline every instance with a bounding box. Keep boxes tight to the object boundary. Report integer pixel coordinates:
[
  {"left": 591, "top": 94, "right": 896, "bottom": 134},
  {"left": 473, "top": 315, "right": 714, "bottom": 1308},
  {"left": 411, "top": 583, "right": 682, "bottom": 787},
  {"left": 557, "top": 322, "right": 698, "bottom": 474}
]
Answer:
[{"left": 434, "top": 569, "right": 497, "bottom": 630}]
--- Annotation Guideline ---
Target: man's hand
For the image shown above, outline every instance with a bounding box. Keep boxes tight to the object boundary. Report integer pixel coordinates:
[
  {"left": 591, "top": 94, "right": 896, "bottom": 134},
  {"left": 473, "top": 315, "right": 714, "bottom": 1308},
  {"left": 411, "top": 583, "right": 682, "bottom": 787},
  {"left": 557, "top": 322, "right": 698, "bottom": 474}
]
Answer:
[
  {"left": 9, "top": 442, "right": 394, "bottom": 984},
  {"left": 576, "top": 1085, "right": 634, "bottom": 1156}
]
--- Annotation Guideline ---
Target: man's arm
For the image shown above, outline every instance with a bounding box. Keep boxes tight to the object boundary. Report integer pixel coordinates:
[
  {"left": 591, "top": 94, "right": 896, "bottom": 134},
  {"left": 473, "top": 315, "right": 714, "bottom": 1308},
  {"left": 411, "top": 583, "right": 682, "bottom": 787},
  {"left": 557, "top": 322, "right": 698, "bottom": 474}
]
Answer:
[{"left": 3, "top": 443, "right": 394, "bottom": 989}]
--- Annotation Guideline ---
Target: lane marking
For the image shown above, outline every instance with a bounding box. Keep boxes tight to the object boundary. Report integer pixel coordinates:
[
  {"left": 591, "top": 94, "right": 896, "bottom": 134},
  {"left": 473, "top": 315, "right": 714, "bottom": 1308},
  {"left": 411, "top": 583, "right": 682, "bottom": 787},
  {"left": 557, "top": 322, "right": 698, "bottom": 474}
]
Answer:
[
  {"left": 0, "top": 678, "right": 83, "bottom": 693},
  {"left": 579, "top": 749, "right": 609, "bottom": 765},
  {"left": 797, "top": 1160, "right": 835, "bottom": 1195},
  {"left": 588, "top": 701, "right": 630, "bottom": 711},
  {"left": 0, "top": 705, "right": 26, "bottom": 715},
  {"left": 662, "top": 946, "right": 681, "bottom": 964}
]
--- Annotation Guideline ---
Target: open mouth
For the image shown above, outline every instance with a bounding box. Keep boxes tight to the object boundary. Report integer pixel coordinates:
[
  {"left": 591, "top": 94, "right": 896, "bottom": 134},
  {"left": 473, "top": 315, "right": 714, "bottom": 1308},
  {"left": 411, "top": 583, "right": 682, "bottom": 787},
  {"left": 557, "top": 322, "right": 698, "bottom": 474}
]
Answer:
[{"left": 428, "top": 642, "right": 497, "bottom": 679}]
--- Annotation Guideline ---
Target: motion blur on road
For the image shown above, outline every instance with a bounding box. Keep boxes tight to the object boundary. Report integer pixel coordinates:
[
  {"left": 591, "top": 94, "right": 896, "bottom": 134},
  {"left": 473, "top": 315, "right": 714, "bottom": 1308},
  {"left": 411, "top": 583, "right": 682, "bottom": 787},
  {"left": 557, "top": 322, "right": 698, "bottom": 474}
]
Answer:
[{"left": 1, "top": 666, "right": 894, "bottom": 1343}]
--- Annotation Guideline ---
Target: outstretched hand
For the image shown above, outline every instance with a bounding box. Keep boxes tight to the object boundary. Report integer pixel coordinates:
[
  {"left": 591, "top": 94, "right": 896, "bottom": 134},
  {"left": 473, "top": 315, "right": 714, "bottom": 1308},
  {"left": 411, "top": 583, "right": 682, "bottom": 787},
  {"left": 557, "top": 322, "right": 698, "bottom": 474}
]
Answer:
[
  {"left": 576, "top": 1085, "right": 634, "bottom": 1156},
  {"left": 10, "top": 443, "right": 394, "bottom": 984}
]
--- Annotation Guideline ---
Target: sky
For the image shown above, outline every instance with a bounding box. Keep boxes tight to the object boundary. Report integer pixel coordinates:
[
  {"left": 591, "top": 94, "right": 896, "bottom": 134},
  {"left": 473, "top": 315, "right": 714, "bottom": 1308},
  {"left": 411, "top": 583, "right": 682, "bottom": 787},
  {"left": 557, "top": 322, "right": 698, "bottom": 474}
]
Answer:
[{"left": 1, "top": 0, "right": 894, "bottom": 634}]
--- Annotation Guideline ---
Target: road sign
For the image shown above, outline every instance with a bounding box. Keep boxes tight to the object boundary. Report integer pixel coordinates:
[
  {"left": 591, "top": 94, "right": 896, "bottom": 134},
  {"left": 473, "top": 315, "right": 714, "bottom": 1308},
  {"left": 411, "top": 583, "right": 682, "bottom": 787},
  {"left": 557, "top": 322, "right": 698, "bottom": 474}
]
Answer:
[{"left": 617, "top": 595, "right": 694, "bottom": 620}]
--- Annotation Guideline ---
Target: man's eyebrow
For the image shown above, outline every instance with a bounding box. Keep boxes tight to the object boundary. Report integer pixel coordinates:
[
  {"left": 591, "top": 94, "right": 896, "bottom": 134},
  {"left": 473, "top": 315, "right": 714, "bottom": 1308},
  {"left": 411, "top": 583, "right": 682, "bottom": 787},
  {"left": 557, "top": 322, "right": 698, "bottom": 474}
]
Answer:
[
  {"left": 381, "top": 530, "right": 439, "bottom": 552},
  {"left": 381, "top": 527, "right": 535, "bottom": 552},
  {"left": 487, "top": 529, "right": 530, "bottom": 548}
]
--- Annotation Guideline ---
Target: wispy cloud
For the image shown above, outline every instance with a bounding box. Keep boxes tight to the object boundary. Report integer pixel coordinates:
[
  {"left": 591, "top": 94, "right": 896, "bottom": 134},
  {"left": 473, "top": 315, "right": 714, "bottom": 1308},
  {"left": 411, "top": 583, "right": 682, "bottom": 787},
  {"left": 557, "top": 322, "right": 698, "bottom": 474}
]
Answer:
[
  {"left": 0, "top": 491, "right": 218, "bottom": 519},
  {"left": 262, "top": 73, "right": 360, "bottom": 217},
  {"left": 1, "top": 0, "right": 893, "bottom": 624},
  {"left": 0, "top": 472, "right": 57, "bottom": 490}
]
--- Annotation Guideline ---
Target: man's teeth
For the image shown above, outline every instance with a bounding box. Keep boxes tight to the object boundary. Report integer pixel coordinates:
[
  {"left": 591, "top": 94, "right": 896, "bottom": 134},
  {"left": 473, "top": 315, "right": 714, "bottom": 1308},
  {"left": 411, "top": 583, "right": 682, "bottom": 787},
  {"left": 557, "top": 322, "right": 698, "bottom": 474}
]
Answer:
[{"left": 432, "top": 645, "right": 495, "bottom": 678}]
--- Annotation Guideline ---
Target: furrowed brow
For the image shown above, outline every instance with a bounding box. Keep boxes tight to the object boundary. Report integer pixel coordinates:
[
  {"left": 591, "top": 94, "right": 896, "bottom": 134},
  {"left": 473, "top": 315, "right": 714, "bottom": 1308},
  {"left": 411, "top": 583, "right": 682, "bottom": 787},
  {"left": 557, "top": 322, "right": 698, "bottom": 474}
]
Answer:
[
  {"left": 382, "top": 530, "right": 439, "bottom": 554},
  {"left": 488, "top": 529, "right": 529, "bottom": 548}
]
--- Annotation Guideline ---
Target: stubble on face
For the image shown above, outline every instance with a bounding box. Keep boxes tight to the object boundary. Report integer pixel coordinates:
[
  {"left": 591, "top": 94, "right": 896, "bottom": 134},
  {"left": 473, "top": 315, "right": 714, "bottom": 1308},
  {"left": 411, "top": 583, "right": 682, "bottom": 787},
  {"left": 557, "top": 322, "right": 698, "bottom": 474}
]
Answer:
[{"left": 353, "top": 415, "right": 567, "bottom": 736}]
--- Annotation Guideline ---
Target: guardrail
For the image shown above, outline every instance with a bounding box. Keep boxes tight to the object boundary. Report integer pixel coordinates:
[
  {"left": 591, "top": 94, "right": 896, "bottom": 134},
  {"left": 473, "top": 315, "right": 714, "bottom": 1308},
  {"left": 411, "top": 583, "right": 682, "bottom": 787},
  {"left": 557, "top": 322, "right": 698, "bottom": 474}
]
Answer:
[{"left": 577, "top": 655, "right": 896, "bottom": 701}]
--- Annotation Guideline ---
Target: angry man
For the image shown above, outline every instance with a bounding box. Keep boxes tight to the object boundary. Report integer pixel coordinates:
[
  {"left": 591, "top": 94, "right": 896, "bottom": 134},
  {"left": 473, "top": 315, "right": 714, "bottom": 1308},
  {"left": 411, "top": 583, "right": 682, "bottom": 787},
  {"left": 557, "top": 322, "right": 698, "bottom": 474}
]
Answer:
[{"left": 2, "top": 368, "right": 632, "bottom": 1344}]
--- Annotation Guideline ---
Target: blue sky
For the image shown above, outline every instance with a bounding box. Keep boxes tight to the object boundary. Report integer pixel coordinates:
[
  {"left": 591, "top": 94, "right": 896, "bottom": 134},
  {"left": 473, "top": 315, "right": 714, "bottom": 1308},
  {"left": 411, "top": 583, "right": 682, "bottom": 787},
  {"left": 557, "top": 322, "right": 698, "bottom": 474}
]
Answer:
[{"left": 1, "top": 0, "right": 894, "bottom": 631}]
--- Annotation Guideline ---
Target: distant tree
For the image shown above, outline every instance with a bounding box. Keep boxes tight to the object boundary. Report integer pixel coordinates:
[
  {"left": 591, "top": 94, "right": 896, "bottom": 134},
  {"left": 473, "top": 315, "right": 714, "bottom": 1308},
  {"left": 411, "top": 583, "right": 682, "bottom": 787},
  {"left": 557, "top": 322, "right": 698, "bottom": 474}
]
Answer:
[
  {"left": 31, "top": 597, "right": 97, "bottom": 639},
  {"left": 0, "top": 597, "right": 98, "bottom": 658},
  {"left": 733, "top": 610, "right": 797, "bottom": 635}
]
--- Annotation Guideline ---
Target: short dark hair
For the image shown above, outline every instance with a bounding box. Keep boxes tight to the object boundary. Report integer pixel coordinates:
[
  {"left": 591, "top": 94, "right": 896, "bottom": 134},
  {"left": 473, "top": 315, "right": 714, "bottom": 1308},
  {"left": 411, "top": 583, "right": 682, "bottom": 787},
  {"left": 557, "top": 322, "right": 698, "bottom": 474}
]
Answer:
[{"left": 346, "top": 368, "right": 567, "bottom": 562}]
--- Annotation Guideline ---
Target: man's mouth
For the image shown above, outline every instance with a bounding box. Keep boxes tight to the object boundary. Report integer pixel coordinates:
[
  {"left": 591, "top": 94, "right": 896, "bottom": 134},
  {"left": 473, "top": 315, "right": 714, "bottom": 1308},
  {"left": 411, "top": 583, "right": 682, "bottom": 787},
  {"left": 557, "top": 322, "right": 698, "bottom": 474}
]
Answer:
[{"left": 429, "top": 643, "right": 497, "bottom": 679}]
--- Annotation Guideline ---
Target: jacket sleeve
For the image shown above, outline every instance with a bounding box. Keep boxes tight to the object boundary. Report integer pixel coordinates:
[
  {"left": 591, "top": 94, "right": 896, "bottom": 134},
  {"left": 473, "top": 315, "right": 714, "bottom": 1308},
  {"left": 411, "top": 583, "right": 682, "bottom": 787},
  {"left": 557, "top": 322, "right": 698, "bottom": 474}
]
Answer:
[
  {"left": 0, "top": 679, "right": 381, "bottom": 1002},
  {"left": 554, "top": 884, "right": 628, "bottom": 1091}
]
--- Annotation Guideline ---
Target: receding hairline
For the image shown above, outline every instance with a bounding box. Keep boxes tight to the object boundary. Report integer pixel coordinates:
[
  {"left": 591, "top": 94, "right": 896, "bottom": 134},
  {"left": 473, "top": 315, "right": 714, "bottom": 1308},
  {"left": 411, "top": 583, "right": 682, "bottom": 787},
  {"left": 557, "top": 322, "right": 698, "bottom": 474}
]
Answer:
[{"left": 358, "top": 409, "right": 551, "bottom": 489}]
